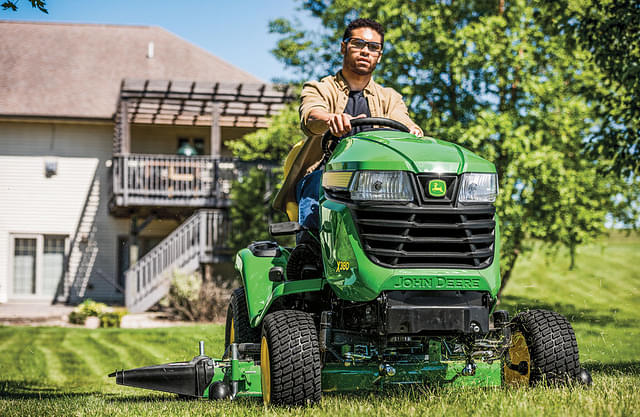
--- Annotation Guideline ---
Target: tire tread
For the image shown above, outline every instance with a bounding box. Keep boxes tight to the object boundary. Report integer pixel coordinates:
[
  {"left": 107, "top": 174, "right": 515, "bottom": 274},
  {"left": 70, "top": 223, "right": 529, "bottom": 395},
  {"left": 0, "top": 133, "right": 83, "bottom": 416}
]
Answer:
[
  {"left": 225, "top": 287, "right": 260, "bottom": 348},
  {"left": 262, "top": 310, "right": 321, "bottom": 406},
  {"left": 513, "top": 309, "right": 581, "bottom": 385}
]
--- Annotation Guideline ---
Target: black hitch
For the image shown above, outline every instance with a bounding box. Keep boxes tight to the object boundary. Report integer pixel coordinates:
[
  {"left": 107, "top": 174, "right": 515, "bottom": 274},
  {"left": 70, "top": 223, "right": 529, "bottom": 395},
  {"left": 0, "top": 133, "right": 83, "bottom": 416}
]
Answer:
[{"left": 109, "top": 354, "right": 215, "bottom": 397}]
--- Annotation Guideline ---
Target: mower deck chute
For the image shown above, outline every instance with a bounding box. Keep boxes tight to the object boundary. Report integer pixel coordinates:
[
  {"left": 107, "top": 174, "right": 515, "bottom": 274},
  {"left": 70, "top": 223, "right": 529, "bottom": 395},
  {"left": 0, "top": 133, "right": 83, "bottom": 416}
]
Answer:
[
  {"left": 109, "top": 342, "right": 263, "bottom": 400},
  {"left": 109, "top": 355, "right": 214, "bottom": 397}
]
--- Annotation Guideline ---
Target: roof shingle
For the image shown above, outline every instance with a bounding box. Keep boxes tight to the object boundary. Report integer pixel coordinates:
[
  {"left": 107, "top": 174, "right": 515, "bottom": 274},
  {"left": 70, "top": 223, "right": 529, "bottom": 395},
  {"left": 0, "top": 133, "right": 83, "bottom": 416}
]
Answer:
[{"left": 0, "top": 21, "right": 264, "bottom": 119}]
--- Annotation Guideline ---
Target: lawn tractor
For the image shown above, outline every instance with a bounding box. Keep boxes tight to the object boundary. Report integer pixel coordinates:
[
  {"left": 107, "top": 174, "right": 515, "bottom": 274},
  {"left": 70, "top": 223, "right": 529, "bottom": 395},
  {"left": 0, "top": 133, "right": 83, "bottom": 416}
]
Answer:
[{"left": 110, "top": 118, "right": 591, "bottom": 404}]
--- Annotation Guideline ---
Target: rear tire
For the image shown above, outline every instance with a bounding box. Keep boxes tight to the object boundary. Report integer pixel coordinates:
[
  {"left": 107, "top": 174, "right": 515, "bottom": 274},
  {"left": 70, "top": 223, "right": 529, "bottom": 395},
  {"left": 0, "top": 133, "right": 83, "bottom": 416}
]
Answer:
[
  {"left": 224, "top": 287, "right": 260, "bottom": 352},
  {"left": 260, "top": 310, "right": 321, "bottom": 406},
  {"left": 511, "top": 309, "right": 581, "bottom": 385}
]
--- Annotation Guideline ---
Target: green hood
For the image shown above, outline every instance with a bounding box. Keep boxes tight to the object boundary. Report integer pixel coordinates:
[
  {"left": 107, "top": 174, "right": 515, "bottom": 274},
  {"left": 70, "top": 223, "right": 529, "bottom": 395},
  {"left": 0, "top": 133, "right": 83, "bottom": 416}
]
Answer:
[{"left": 326, "top": 131, "right": 495, "bottom": 174}]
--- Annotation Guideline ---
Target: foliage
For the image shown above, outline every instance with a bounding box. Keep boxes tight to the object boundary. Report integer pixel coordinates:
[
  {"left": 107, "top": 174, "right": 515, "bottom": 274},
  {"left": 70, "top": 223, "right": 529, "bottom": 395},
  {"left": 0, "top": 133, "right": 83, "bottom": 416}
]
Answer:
[
  {"left": 159, "top": 270, "right": 232, "bottom": 322},
  {"left": 68, "top": 299, "right": 107, "bottom": 324},
  {"left": 227, "top": 103, "right": 303, "bottom": 252},
  {"left": 228, "top": 167, "right": 278, "bottom": 252},
  {"left": 268, "top": 0, "right": 639, "bottom": 291},
  {"left": 68, "top": 299, "right": 126, "bottom": 328},
  {"left": 1, "top": 0, "right": 47, "bottom": 13},
  {"left": 227, "top": 102, "right": 303, "bottom": 161},
  {"left": 541, "top": 0, "right": 639, "bottom": 178},
  {"left": 0, "top": 234, "right": 639, "bottom": 415},
  {"left": 67, "top": 310, "right": 88, "bottom": 325},
  {"left": 77, "top": 299, "right": 107, "bottom": 316},
  {"left": 98, "top": 311, "right": 127, "bottom": 328}
]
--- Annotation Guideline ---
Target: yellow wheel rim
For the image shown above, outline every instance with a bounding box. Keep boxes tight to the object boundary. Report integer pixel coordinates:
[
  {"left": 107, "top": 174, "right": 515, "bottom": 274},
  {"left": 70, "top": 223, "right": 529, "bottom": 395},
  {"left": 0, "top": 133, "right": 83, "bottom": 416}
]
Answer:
[
  {"left": 229, "top": 317, "right": 235, "bottom": 344},
  {"left": 260, "top": 336, "right": 271, "bottom": 404},
  {"left": 504, "top": 330, "right": 531, "bottom": 385}
]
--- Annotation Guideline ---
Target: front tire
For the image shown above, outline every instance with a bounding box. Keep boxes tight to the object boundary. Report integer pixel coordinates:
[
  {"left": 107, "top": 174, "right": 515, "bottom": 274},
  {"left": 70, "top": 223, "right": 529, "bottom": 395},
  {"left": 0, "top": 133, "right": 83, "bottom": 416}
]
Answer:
[
  {"left": 224, "top": 287, "right": 260, "bottom": 352},
  {"left": 260, "top": 310, "right": 321, "bottom": 406},
  {"left": 506, "top": 309, "right": 582, "bottom": 385}
]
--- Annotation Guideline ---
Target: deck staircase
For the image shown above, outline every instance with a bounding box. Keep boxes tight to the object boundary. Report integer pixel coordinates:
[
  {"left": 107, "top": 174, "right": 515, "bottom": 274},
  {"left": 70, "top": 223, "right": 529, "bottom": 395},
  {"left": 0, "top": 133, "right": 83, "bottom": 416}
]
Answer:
[{"left": 125, "top": 209, "right": 231, "bottom": 313}]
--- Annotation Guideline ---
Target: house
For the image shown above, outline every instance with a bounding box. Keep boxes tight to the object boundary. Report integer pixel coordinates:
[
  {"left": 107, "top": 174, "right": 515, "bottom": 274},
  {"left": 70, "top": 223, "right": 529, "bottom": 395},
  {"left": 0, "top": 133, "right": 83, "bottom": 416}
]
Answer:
[{"left": 0, "top": 21, "right": 294, "bottom": 311}]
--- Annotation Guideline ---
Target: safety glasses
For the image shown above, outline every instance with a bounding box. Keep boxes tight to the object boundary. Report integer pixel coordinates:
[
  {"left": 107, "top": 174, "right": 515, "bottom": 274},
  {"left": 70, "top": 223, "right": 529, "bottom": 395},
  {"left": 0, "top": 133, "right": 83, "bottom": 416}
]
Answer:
[{"left": 344, "top": 37, "right": 383, "bottom": 54}]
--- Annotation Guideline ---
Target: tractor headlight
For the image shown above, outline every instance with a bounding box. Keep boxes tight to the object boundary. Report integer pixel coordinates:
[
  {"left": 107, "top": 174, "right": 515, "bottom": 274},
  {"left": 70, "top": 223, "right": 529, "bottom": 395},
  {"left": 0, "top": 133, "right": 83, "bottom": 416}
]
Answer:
[
  {"left": 349, "top": 171, "right": 414, "bottom": 202},
  {"left": 458, "top": 173, "right": 498, "bottom": 203}
]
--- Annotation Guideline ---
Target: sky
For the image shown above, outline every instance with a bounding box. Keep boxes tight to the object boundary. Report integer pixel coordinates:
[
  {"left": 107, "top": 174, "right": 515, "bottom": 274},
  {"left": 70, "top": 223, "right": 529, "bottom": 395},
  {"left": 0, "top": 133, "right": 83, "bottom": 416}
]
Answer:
[{"left": 1, "top": 0, "right": 316, "bottom": 83}]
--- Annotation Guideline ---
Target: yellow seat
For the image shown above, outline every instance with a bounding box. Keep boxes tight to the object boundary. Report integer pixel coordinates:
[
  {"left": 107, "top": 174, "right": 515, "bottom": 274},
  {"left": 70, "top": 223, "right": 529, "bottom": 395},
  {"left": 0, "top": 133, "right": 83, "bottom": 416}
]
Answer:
[{"left": 279, "top": 140, "right": 305, "bottom": 222}]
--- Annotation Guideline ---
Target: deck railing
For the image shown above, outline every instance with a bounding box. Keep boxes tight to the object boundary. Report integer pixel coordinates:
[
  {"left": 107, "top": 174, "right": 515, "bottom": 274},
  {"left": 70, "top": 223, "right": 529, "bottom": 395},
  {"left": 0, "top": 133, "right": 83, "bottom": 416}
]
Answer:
[
  {"left": 111, "top": 154, "right": 240, "bottom": 207},
  {"left": 125, "top": 209, "right": 231, "bottom": 313}
]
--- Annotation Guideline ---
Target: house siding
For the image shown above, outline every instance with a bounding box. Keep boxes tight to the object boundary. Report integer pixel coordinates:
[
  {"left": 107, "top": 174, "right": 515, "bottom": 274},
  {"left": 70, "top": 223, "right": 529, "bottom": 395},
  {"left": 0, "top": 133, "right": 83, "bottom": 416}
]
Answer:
[
  {"left": 0, "top": 120, "right": 246, "bottom": 305},
  {"left": 0, "top": 121, "right": 128, "bottom": 303},
  {"left": 129, "top": 125, "right": 257, "bottom": 157}
]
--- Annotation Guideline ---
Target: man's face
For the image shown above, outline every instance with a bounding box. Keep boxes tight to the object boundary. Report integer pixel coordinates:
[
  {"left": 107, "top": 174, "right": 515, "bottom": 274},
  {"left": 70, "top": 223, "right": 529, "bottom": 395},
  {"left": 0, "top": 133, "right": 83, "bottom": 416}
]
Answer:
[{"left": 341, "top": 27, "right": 383, "bottom": 76}]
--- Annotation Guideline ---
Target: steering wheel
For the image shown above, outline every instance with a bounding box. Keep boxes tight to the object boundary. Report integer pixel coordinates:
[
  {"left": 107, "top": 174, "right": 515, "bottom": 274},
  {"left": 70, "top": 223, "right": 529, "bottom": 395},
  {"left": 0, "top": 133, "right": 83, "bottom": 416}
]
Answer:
[{"left": 321, "top": 117, "right": 410, "bottom": 158}]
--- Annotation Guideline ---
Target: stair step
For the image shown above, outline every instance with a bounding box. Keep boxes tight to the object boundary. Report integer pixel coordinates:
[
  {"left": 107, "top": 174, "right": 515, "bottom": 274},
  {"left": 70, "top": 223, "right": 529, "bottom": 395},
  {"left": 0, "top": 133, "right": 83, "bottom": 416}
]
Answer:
[{"left": 124, "top": 209, "right": 229, "bottom": 313}]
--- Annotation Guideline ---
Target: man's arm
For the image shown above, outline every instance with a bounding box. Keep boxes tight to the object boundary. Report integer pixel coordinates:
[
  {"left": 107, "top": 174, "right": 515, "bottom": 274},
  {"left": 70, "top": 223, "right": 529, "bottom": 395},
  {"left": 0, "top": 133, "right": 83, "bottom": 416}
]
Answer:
[
  {"left": 299, "top": 81, "right": 330, "bottom": 136},
  {"left": 308, "top": 108, "right": 366, "bottom": 137},
  {"left": 387, "top": 89, "right": 423, "bottom": 137},
  {"left": 300, "top": 81, "right": 362, "bottom": 137}
]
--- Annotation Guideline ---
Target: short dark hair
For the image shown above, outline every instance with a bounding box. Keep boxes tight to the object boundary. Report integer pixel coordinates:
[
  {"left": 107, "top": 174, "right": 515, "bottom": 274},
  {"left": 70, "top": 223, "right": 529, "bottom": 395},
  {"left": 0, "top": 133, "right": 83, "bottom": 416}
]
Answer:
[{"left": 342, "top": 18, "right": 385, "bottom": 45}]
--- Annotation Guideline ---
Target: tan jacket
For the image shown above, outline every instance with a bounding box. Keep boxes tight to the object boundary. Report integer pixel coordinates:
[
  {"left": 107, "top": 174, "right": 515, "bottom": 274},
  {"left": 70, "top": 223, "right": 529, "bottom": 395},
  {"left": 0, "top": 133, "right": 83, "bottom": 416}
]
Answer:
[{"left": 273, "top": 71, "right": 421, "bottom": 220}]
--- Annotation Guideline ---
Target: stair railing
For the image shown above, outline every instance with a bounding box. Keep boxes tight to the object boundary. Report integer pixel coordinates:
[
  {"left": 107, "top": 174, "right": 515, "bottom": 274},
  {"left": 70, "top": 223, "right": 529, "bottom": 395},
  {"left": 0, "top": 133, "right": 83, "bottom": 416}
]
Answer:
[{"left": 125, "top": 209, "right": 229, "bottom": 313}]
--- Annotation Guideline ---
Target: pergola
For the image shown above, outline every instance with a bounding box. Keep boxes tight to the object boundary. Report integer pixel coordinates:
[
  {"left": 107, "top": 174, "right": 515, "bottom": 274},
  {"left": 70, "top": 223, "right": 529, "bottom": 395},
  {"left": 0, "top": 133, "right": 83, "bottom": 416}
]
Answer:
[{"left": 113, "top": 79, "right": 296, "bottom": 157}]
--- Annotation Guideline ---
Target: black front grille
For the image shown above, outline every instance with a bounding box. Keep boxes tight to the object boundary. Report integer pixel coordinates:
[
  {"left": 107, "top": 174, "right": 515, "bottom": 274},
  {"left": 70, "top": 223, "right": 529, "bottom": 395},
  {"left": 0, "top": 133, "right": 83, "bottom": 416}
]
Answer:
[{"left": 352, "top": 206, "right": 495, "bottom": 269}]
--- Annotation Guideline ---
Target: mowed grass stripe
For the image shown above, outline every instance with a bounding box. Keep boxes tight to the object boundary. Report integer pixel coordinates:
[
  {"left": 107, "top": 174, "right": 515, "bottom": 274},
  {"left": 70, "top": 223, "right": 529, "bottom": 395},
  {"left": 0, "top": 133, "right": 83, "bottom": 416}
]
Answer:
[
  {"left": 0, "top": 330, "right": 18, "bottom": 352},
  {"left": 36, "top": 327, "right": 91, "bottom": 385},
  {"left": 109, "top": 330, "right": 168, "bottom": 365},
  {"left": 83, "top": 331, "right": 128, "bottom": 375},
  {"left": 96, "top": 330, "right": 162, "bottom": 369},
  {"left": 123, "top": 328, "right": 192, "bottom": 363},
  {"left": 59, "top": 329, "right": 109, "bottom": 380},
  {"left": 0, "top": 328, "right": 49, "bottom": 382}
]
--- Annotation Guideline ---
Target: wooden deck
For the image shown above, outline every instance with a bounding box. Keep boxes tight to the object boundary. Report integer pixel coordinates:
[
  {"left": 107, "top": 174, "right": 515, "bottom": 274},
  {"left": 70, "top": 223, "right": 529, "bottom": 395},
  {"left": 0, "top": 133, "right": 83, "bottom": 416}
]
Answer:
[{"left": 110, "top": 154, "right": 240, "bottom": 209}]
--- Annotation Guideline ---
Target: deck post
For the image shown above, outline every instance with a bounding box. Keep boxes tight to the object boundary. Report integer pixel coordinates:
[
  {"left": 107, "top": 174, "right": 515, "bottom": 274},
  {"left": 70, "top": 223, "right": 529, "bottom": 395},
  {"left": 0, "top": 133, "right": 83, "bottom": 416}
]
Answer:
[
  {"left": 121, "top": 99, "right": 130, "bottom": 154},
  {"left": 210, "top": 102, "right": 221, "bottom": 158}
]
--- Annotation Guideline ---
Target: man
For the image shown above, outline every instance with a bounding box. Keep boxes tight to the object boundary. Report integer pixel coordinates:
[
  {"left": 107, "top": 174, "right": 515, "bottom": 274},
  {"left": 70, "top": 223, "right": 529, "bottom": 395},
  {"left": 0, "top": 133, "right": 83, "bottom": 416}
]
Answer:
[{"left": 273, "top": 18, "right": 423, "bottom": 229}]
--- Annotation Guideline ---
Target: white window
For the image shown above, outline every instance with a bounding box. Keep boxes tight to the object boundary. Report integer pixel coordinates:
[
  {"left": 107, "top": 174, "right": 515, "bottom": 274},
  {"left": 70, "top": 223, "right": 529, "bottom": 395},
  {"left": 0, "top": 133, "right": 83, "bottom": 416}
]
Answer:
[
  {"left": 10, "top": 234, "right": 68, "bottom": 299},
  {"left": 13, "top": 238, "right": 37, "bottom": 295}
]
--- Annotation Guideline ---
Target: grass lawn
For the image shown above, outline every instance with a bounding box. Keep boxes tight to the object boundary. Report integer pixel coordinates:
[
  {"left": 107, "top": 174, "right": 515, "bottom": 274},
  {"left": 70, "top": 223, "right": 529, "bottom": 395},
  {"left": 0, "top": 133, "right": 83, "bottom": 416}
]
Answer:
[{"left": 1, "top": 232, "right": 638, "bottom": 416}]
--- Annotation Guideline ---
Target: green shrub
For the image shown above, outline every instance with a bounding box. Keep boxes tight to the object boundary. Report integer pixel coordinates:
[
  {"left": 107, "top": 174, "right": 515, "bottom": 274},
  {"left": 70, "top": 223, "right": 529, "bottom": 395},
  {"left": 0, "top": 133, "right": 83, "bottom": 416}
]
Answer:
[
  {"left": 68, "top": 310, "right": 88, "bottom": 325},
  {"left": 68, "top": 299, "right": 125, "bottom": 327},
  {"left": 160, "top": 268, "right": 233, "bottom": 322},
  {"left": 99, "top": 310, "right": 127, "bottom": 328},
  {"left": 77, "top": 299, "right": 107, "bottom": 317}
]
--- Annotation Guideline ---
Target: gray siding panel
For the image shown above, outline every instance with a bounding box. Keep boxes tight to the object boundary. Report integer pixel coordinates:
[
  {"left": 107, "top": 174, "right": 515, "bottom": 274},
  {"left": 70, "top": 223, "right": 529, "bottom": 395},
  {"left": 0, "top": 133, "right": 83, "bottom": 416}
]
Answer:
[{"left": 0, "top": 121, "right": 128, "bottom": 303}]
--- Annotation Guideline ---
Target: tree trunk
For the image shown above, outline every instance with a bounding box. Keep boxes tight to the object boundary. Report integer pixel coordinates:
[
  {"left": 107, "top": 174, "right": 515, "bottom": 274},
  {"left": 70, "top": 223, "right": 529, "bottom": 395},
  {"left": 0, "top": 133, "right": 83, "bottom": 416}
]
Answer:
[
  {"left": 497, "top": 249, "right": 520, "bottom": 299},
  {"left": 569, "top": 244, "right": 576, "bottom": 270}
]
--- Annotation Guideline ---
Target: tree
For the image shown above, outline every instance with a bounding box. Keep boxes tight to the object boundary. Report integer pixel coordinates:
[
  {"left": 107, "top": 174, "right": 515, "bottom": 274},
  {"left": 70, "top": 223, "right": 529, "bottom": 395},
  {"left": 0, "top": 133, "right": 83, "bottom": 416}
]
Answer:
[
  {"left": 227, "top": 103, "right": 303, "bottom": 251},
  {"left": 227, "top": 102, "right": 303, "bottom": 161},
  {"left": 1, "top": 0, "right": 47, "bottom": 13},
  {"left": 541, "top": 0, "right": 639, "bottom": 178},
  {"left": 228, "top": 167, "right": 282, "bottom": 252},
  {"left": 269, "top": 0, "right": 638, "bottom": 293}
]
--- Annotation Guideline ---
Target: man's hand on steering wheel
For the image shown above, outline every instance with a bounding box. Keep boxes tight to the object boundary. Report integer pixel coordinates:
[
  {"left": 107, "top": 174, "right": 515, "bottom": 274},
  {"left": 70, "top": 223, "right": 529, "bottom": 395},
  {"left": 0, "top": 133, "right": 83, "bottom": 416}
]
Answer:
[
  {"left": 321, "top": 117, "right": 419, "bottom": 159},
  {"left": 326, "top": 113, "right": 367, "bottom": 137},
  {"left": 408, "top": 125, "right": 423, "bottom": 137},
  {"left": 326, "top": 112, "right": 422, "bottom": 137}
]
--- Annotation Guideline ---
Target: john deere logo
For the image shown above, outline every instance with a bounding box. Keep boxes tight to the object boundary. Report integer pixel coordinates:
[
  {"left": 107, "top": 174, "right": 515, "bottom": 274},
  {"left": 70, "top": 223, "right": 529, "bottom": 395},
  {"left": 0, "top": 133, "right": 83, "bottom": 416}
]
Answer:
[{"left": 428, "top": 179, "right": 447, "bottom": 197}]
